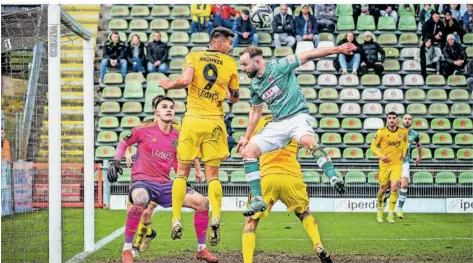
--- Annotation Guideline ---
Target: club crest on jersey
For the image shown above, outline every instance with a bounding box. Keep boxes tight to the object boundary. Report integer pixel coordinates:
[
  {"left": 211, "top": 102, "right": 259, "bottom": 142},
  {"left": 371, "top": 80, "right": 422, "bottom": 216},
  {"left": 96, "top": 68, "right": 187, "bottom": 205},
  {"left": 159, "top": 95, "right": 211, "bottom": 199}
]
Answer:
[
  {"left": 212, "top": 126, "right": 223, "bottom": 139},
  {"left": 398, "top": 133, "right": 403, "bottom": 139}
]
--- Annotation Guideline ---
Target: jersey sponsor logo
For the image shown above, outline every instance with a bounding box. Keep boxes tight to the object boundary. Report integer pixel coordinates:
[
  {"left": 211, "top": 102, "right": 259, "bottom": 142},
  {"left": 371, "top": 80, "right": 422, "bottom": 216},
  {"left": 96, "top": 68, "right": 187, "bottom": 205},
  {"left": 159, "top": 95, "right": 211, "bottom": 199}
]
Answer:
[
  {"left": 197, "top": 89, "right": 220, "bottom": 101},
  {"left": 398, "top": 133, "right": 403, "bottom": 139},
  {"left": 262, "top": 85, "right": 282, "bottom": 104},
  {"left": 387, "top": 141, "right": 401, "bottom": 147},
  {"left": 151, "top": 149, "right": 175, "bottom": 160}
]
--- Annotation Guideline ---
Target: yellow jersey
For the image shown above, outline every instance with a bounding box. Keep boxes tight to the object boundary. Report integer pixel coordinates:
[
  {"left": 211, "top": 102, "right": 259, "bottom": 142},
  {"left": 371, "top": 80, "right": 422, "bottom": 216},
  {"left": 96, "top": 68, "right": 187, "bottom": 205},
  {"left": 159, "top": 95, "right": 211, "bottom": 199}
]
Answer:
[
  {"left": 250, "top": 115, "right": 303, "bottom": 179},
  {"left": 370, "top": 127, "right": 408, "bottom": 167},
  {"left": 182, "top": 50, "right": 239, "bottom": 118}
]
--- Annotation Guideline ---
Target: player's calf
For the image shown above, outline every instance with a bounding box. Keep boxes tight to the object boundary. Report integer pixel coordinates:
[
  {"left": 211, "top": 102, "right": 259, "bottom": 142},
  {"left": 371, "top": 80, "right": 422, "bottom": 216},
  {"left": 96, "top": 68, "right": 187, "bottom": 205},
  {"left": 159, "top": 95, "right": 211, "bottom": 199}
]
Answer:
[
  {"left": 242, "top": 157, "right": 267, "bottom": 216},
  {"left": 242, "top": 218, "right": 259, "bottom": 263}
]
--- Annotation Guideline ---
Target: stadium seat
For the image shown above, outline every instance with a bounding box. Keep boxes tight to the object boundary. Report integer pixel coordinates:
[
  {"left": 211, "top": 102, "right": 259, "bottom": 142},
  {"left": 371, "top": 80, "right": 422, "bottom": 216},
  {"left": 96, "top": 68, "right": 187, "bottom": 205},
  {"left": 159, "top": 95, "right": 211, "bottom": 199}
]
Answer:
[
  {"left": 324, "top": 147, "right": 341, "bottom": 159},
  {"left": 448, "top": 75, "right": 467, "bottom": 87},
  {"left": 102, "top": 86, "right": 122, "bottom": 99},
  {"left": 319, "top": 32, "right": 335, "bottom": 42},
  {"left": 339, "top": 74, "right": 359, "bottom": 86},
  {"left": 385, "top": 103, "right": 405, "bottom": 114},
  {"left": 120, "top": 116, "right": 140, "bottom": 129},
  {"left": 167, "top": 89, "right": 187, "bottom": 99},
  {"left": 363, "top": 103, "right": 383, "bottom": 115},
  {"left": 363, "top": 118, "right": 384, "bottom": 130},
  {"left": 399, "top": 33, "right": 419, "bottom": 45},
  {"left": 345, "top": 171, "right": 366, "bottom": 184},
  {"left": 97, "top": 131, "right": 118, "bottom": 143},
  {"left": 303, "top": 171, "right": 321, "bottom": 183},
  {"left": 98, "top": 116, "right": 119, "bottom": 129},
  {"left": 431, "top": 118, "right": 451, "bottom": 130},
  {"left": 405, "top": 89, "right": 426, "bottom": 101},
  {"left": 341, "top": 117, "right": 362, "bottom": 130},
  {"left": 466, "top": 47, "right": 473, "bottom": 58},
  {"left": 240, "top": 87, "right": 251, "bottom": 99},
  {"left": 171, "top": 5, "right": 191, "bottom": 17},
  {"left": 367, "top": 171, "right": 378, "bottom": 184},
  {"left": 365, "top": 149, "right": 377, "bottom": 160},
  {"left": 365, "top": 133, "right": 376, "bottom": 144},
  {"left": 122, "top": 101, "right": 142, "bottom": 114},
  {"left": 257, "top": 33, "right": 272, "bottom": 44},
  {"left": 428, "top": 103, "right": 449, "bottom": 115},
  {"left": 298, "top": 148, "right": 313, "bottom": 159},
  {"left": 119, "top": 131, "right": 131, "bottom": 141},
  {"left": 125, "top": 72, "right": 145, "bottom": 83},
  {"left": 170, "top": 32, "right": 190, "bottom": 43},
  {"left": 320, "top": 117, "right": 340, "bottom": 129},
  {"left": 151, "top": 5, "right": 170, "bottom": 17},
  {"left": 383, "top": 60, "right": 400, "bottom": 72},
  {"left": 432, "top": 133, "right": 453, "bottom": 145},
  {"left": 150, "top": 19, "right": 170, "bottom": 30},
  {"left": 108, "top": 19, "right": 128, "bottom": 30},
  {"left": 425, "top": 75, "right": 446, "bottom": 86},
  {"left": 357, "top": 15, "right": 375, "bottom": 30},
  {"left": 218, "top": 170, "right": 230, "bottom": 182},
  {"left": 169, "top": 46, "right": 189, "bottom": 57},
  {"left": 361, "top": 88, "right": 382, "bottom": 101},
  {"left": 307, "top": 103, "right": 318, "bottom": 114},
  {"left": 239, "top": 73, "right": 252, "bottom": 86},
  {"left": 321, "top": 133, "right": 342, "bottom": 144},
  {"left": 191, "top": 33, "right": 210, "bottom": 44},
  {"left": 402, "top": 60, "right": 421, "bottom": 72},
  {"left": 230, "top": 170, "right": 245, "bottom": 182},
  {"left": 451, "top": 103, "right": 471, "bottom": 116},
  {"left": 406, "top": 103, "right": 427, "bottom": 115},
  {"left": 404, "top": 74, "right": 424, "bottom": 86},
  {"left": 377, "top": 16, "right": 396, "bottom": 31},
  {"left": 229, "top": 147, "right": 242, "bottom": 159},
  {"left": 100, "top": 101, "right": 120, "bottom": 114},
  {"left": 96, "top": 146, "right": 115, "bottom": 159},
  {"left": 336, "top": 4, "right": 353, "bottom": 16},
  {"left": 455, "top": 133, "right": 473, "bottom": 145},
  {"left": 223, "top": 102, "right": 230, "bottom": 113},
  {"left": 379, "top": 33, "right": 398, "bottom": 46},
  {"left": 434, "top": 148, "right": 455, "bottom": 160},
  {"left": 262, "top": 104, "right": 271, "bottom": 114},
  {"left": 169, "top": 58, "right": 184, "bottom": 70},
  {"left": 382, "top": 74, "right": 402, "bottom": 86},
  {"left": 463, "top": 33, "right": 473, "bottom": 44},
  {"left": 143, "top": 116, "right": 154, "bottom": 122},
  {"left": 231, "top": 116, "right": 249, "bottom": 129},
  {"left": 340, "top": 88, "right": 360, "bottom": 100},
  {"left": 419, "top": 132, "right": 430, "bottom": 144},
  {"left": 295, "top": 40, "right": 314, "bottom": 54},
  {"left": 319, "top": 103, "right": 339, "bottom": 115},
  {"left": 128, "top": 32, "right": 148, "bottom": 42},
  {"left": 453, "top": 118, "right": 473, "bottom": 130},
  {"left": 411, "top": 118, "right": 429, "bottom": 130},
  {"left": 384, "top": 47, "right": 399, "bottom": 58},
  {"left": 131, "top": 6, "right": 150, "bottom": 17},
  {"left": 318, "top": 41, "right": 336, "bottom": 58},
  {"left": 130, "top": 19, "right": 148, "bottom": 30},
  {"left": 318, "top": 88, "right": 338, "bottom": 100},
  {"left": 111, "top": 6, "right": 129, "bottom": 17},
  {"left": 302, "top": 88, "right": 317, "bottom": 99},
  {"left": 383, "top": 88, "right": 403, "bottom": 100},
  {"left": 400, "top": 48, "right": 418, "bottom": 58},
  {"left": 427, "top": 89, "right": 447, "bottom": 101},
  {"left": 171, "top": 19, "right": 190, "bottom": 31},
  {"left": 413, "top": 172, "right": 433, "bottom": 184},
  {"left": 398, "top": 16, "right": 417, "bottom": 31},
  {"left": 449, "top": 89, "right": 469, "bottom": 101},
  {"left": 457, "top": 149, "right": 473, "bottom": 160},
  {"left": 123, "top": 82, "right": 143, "bottom": 98},
  {"left": 297, "top": 61, "right": 316, "bottom": 72},
  {"left": 317, "top": 74, "right": 337, "bottom": 86},
  {"left": 145, "top": 84, "right": 165, "bottom": 100},
  {"left": 274, "top": 47, "right": 293, "bottom": 57},
  {"left": 398, "top": 4, "right": 415, "bottom": 16},
  {"left": 317, "top": 60, "right": 335, "bottom": 72},
  {"left": 173, "top": 101, "right": 186, "bottom": 113},
  {"left": 297, "top": 74, "right": 316, "bottom": 85},
  {"left": 343, "top": 147, "right": 364, "bottom": 159},
  {"left": 231, "top": 102, "right": 251, "bottom": 114},
  {"left": 156, "top": 32, "right": 168, "bottom": 43},
  {"left": 341, "top": 103, "right": 361, "bottom": 115},
  {"left": 103, "top": 72, "right": 123, "bottom": 84},
  {"left": 337, "top": 16, "right": 355, "bottom": 31},
  {"left": 360, "top": 74, "right": 380, "bottom": 86},
  {"left": 459, "top": 172, "right": 473, "bottom": 184},
  {"left": 343, "top": 132, "right": 364, "bottom": 144}
]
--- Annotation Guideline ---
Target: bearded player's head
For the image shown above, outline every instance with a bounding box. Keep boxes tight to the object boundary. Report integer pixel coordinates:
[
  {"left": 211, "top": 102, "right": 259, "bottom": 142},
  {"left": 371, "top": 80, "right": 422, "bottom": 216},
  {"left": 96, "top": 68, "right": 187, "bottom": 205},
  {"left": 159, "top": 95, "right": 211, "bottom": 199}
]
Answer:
[
  {"left": 240, "top": 46, "right": 266, "bottom": 78},
  {"left": 209, "top": 27, "right": 234, "bottom": 55},
  {"left": 386, "top": 111, "right": 398, "bottom": 129},
  {"left": 152, "top": 95, "right": 175, "bottom": 123},
  {"left": 403, "top": 114, "right": 413, "bottom": 129}
]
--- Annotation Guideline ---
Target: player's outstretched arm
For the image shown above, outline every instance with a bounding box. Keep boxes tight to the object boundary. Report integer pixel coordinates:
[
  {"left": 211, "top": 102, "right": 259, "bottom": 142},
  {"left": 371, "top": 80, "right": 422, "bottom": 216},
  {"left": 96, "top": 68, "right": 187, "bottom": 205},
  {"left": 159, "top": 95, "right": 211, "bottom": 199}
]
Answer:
[
  {"left": 298, "top": 43, "right": 357, "bottom": 65},
  {"left": 159, "top": 67, "right": 195, "bottom": 90}
]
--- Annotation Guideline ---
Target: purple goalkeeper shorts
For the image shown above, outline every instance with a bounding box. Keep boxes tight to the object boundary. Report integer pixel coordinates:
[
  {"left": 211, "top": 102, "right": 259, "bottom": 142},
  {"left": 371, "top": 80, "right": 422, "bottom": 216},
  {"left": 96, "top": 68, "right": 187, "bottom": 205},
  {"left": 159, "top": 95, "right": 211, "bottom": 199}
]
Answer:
[{"left": 129, "top": 180, "right": 194, "bottom": 208}]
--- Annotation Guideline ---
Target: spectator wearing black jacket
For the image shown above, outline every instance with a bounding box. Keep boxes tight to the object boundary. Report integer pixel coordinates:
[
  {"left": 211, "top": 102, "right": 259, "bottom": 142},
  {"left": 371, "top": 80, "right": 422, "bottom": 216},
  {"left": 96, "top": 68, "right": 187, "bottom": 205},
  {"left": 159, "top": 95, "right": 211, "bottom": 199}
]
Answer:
[
  {"left": 295, "top": 4, "right": 319, "bottom": 47},
  {"left": 359, "top": 31, "right": 385, "bottom": 77},
  {"left": 335, "top": 32, "right": 362, "bottom": 75},
  {"left": 415, "top": 38, "right": 444, "bottom": 78},
  {"left": 272, "top": 4, "right": 296, "bottom": 47},
  {"left": 467, "top": 60, "right": 473, "bottom": 91},
  {"left": 313, "top": 4, "right": 337, "bottom": 33},
  {"left": 443, "top": 34, "right": 468, "bottom": 76},
  {"left": 443, "top": 10, "right": 464, "bottom": 44},
  {"left": 422, "top": 11, "right": 445, "bottom": 47},
  {"left": 232, "top": 9, "right": 258, "bottom": 48},
  {"left": 353, "top": 4, "right": 380, "bottom": 26},
  {"left": 147, "top": 31, "right": 168, "bottom": 73},
  {"left": 126, "top": 34, "right": 146, "bottom": 73},
  {"left": 99, "top": 31, "right": 127, "bottom": 84}
]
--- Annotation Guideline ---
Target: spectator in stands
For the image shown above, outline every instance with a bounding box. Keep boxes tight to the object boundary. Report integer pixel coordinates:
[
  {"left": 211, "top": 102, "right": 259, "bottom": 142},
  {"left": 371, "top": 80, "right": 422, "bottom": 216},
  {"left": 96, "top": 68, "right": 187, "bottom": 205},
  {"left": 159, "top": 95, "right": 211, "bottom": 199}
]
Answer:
[
  {"left": 422, "top": 11, "right": 445, "bottom": 47},
  {"left": 467, "top": 60, "right": 473, "bottom": 92},
  {"left": 99, "top": 31, "right": 127, "bottom": 85},
  {"left": 444, "top": 4, "right": 462, "bottom": 22},
  {"left": 463, "top": 4, "right": 473, "bottom": 33},
  {"left": 126, "top": 34, "right": 146, "bottom": 73},
  {"left": 443, "top": 34, "right": 468, "bottom": 75},
  {"left": 419, "top": 4, "right": 434, "bottom": 31},
  {"left": 211, "top": 4, "right": 239, "bottom": 29},
  {"left": 335, "top": 32, "right": 361, "bottom": 75},
  {"left": 146, "top": 30, "right": 168, "bottom": 73},
  {"left": 378, "top": 5, "right": 400, "bottom": 25},
  {"left": 272, "top": 4, "right": 296, "bottom": 47},
  {"left": 416, "top": 38, "right": 444, "bottom": 78},
  {"left": 232, "top": 9, "right": 258, "bottom": 48},
  {"left": 1, "top": 128, "right": 11, "bottom": 161},
  {"left": 359, "top": 31, "right": 385, "bottom": 77},
  {"left": 295, "top": 4, "right": 319, "bottom": 47},
  {"left": 190, "top": 4, "right": 213, "bottom": 36},
  {"left": 353, "top": 4, "right": 380, "bottom": 26},
  {"left": 443, "top": 10, "right": 464, "bottom": 43},
  {"left": 313, "top": 4, "right": 337, "bottom": 33}
]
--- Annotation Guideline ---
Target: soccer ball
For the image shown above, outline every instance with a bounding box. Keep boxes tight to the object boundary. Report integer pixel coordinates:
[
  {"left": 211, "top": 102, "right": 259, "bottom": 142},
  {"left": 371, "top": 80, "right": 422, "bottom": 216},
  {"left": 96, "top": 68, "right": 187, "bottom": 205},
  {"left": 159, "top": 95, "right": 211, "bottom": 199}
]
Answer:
[{"left": 250, "top": 4, "right": 273, "bottom": 29}]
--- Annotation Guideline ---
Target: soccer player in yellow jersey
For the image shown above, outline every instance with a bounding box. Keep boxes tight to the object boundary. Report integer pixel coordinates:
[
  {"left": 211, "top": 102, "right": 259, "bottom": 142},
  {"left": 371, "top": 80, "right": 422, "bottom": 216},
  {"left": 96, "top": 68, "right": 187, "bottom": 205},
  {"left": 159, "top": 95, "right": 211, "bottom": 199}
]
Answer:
[
  {"left": 160, "top": 27, "right": 239, "bottom": 245},
  {"left": 241, "top": 115, "right": 332, "bottom": 263},
  {"left": 370, "top": 111, "right": 408, "bottom": 224}
]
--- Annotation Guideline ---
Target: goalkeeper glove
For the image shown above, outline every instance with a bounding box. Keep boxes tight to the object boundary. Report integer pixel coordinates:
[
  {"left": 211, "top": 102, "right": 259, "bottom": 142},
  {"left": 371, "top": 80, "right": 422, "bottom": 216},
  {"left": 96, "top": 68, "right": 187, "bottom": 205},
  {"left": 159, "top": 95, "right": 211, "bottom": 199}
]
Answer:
[
  {"left": 107, "top": 160, "right": 123, "bottom": 183},
  {"left": 330, "top": 176, "right": 345, "bottom": 195}
]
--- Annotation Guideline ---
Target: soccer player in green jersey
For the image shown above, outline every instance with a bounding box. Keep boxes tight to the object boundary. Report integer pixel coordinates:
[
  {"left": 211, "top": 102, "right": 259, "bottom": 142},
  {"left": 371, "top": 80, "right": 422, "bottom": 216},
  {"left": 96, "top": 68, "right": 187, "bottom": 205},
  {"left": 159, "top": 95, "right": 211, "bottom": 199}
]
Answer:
[{"left": 236, "top": 44, "right": 356, "bottom": 216}]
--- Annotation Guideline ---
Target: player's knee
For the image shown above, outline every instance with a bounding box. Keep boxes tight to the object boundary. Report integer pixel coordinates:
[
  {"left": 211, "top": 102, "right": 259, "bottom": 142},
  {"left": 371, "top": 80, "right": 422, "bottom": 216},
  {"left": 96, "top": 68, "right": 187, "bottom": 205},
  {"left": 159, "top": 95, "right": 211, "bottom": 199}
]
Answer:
[
  {"left": 132, "top": 189, "right": 149, "bottom": 207},
  {"left": 142, "top": 209, "right": 152, "bottom": 222},
  {"left": 243, "top": 219, "right": 258, "bottom": 233},
  {"left": 194, "top": 195, "right": 209, "bottom": 212},
  {"left": 391, "top": 184, "right": 399, "bottom": 192},
  {"left": 295, "top": 210, "right": 311, "bottom": 222}
]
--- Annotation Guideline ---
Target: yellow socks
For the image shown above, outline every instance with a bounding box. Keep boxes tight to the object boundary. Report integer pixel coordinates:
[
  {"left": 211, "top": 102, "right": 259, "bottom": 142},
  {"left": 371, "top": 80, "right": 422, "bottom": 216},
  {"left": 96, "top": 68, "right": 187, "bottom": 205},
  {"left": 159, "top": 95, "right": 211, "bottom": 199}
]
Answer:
[
  {"left": 302, "top": 215, "right": 322, "bottom": 248},
  {"left": 208, "top": 179, "right": 222, "bottom": 219},
  {"left": 172, "top": 177, "right": 187, "bottom": 223},
  {"left": 389, "top": 191, "right": 399, "bottom": 213},
  {"left": 242, "top": 232, "right": 256, "bottom": 263},
  {"left": 377, "top": 189, "right": 384, "bottom": 209}
]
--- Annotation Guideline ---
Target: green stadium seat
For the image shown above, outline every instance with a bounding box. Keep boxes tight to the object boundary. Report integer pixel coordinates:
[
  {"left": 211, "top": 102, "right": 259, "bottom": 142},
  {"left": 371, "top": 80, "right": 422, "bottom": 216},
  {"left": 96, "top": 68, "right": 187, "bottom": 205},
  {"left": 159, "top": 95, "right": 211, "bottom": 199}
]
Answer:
[
  {"left": 156, "top": 32, "right": 168, "bottom": 43},
  {"left": 451, "top": 103, "right": 471, "bottom": 116},
  {"left": 145, "top": 83, "right": 165, "bottom": 99},
  {"left": 449, "top": 89, "right": 469, "bottom": 101},
  {"left": 378, "top": 16, "right": 396, "bottom": 30},
  {"left": 434, "top": 148, "right": 455, "bottom": 160},
  {"left": 128, "top": 32, "right": 148, "bottom": 42},
  {"left": 167, "top": 89, "right": 187, "bottom": 99},
  {"left": 297, "top": 74, "right": 316, "bottom": 85},
  {"left": 151, "top": 5, "right": 170, "bottom": 17},
  {"left": 239, "top": 73, "right": 251, "bottom": 85},
  {"left": 383, "top": 60, "right": 400, "bottom": 71},
  {"left": 109, "top": 19, "right": 128, "bottom": 30},
  {"left": 302, "top": 88, "right": 317, "bottom": 99},
  {"left": 131, "top": 6, "right": 149, "bottom": 17},
  {"left": 230, "top": 170, "right": 245, "bottom": 182},
  {"left": 171, "top": 5, "right": 191, "bottom": 17},
  {"left": 337, "top": 16, "right": 355, "bottom": 31},
  {"left": 463, "top": 33, "right": 473, "bottom": 44},
  {"left": 119, "top": 131, "right": 131, "bottom": 141},
  {"left": 191, "top": 33, "right": 210, "bottom": 44},
  {"left": 431, "top": 118, "right": 451, "bottom": 130},
  {"left": 459, "top": 172, "right": 473, "bottom": 184},
  {"left": 150, "top": 19, "right": 169, "bottom": 30},
  {"left": 303, "top": 171, "right": 321, "bottom": 183},
  {"left": 321, "top": 133, "right": 342, "bottom": 144},
  {"left": 232, "top": 132, "right": 245, "bottom": 142},
  {"left": 171, "top": 19, "right": 190, "bottom": 31},
  {"left": 319, "top": 103, "right": 339, "bottom": 115},
  {"left": 320, "top": 117, "right": 340, "bottom": 129},
  {"left": 129, "top": 19, "right": 148, "bottom": 30},
  {"left": 365, "top": 149, "right": 378, "bottom": 160},
  {"left": 111, "top": 6, "right": 129, "bottom": 17},
  {"left": 343, "top": 133, "right": 364, "bottom": 144},
  {"left": 169, "top": 46, "right": 189, "bottom": 57},
  {"left": 453, "top": 118, "right": 473, "bottom": 130},
  {"left": 274, "top": 47, "right": 293, "bottom": 57},
  {"left": 405, "top": 89, "right": 426, "bottom": 101},
  {"left": 318, "top": 88, "right": 338, "bottom": 100},
  {"left": 102, "top": 86, "right": 122, "bottom": 99},
  {"left": 384, "top": 47, "right": 399, "bottom": 58},
  {"left": 122, "top": 101, "right": 143, "bottom": 114},
  {"left": 240, "top": 88, "right": 251, "bottom": 99},
  {"left": 356, "top": 33, "right": 365, "bottom": 44},
  {"left": 412, "top": 118, "right": 429, "bottom": 130},
  {"left": 231, "top": 102, "right": 251, "bottom": 114},
  {"left": 174, "top": 101, "right": 186, "bottom": 113},
  {"left": 125, "top": 72, "right": 145, "bottom": 84},
  {"left": 366, "top": 133, "right": 376, "bottom": 144},
  {"left": 367, "top": 171, "right": 378, "bottom": 184},
  {"left": 262, "top": 104, "right": 271, "bottom": 114},
  {"left": 120, "top": 116, "right": 140, "bottom": 129},
  {"left": 98, "top": 116, "right": 119, "bottom": 129},
  {"left": 342, "top": 118, "right": 362, "bottom": 130},
  {"left": 336, "top": 4, "right": 353, "bottom": 16},
  {"left": 435, "top": 172, "right": 457, "bottom": 184},
  {"left": 103, "top": 72, "right": 123, "bottom": 84},
  {"left": 319, "top": 33, "right": 335, "bottom": 42},
  {"left": 324, "top": 147, "right": 341, "bottom": 159},
  {"left": 448, "top": 75, "right": 467, "bottom": 87},
  {"left": 457, "top": 148, "right": 473, "bottom": 160},
  {"left": 100, "top": 101, "right": 120, "bottom": 114},
  {"left": 428, "top": 103, "right": 449, "bottom": 115},
  {"left": 97, "top": 131, "right": 118, "bottom": 143},
  {"left": 169, "top": 58, "right": 184, "bottom": 70},
  {"left": 343, "top": 147, "right": 364, "bottom": 159},
  {"left": 143, "top": 116, "right": 154, "bottom": 122},
  {"left": 96, "top": 146, "right": 115, "bottom": 159},
  {"left": 170, "top": 32, "right": 190, "bottom": 43},
  {"left": 427, "top": 89, "right": 447, "bottom": 101},
  {"left": 231, "top": 116, "right": 249, "bottom": 128},
  {"left": 398, "top": 16, "right": 417, "bottom": 31},
  {"left": 257, "top": 33, "right": 272, "bottom": 44},
  {"left": 298, "top": 148, "right": 313, "bottom": 159},
  {"left": 426, "top": 75, "right": 446, "bottom": 86},
  {"left": 418, "top": 132, "right": 430, "bottom": 144},
  {"left": 345, "top": 171, "right": 366, "bottom": 184},
  {"left": 232, "top": 47, "right": 244, "bottom": 57},
  {"left": 307, "top": 103, "right": 318, "bottom": 114},
  {"left": 455, "top": 133, "right": 473, "bottom": 145},
  {"left": 123, "top": 82, "right": 143, "bottom": 98},
  {"left": 357, "top": 15, "right": 375, "bottom": 30},
  {"left": 321, "top": 171, "right": 343, "bottom": 184},
  {"left": 432, "top": 133, "right": 453, "bottom": 145},
  {"left": 466, "top": 47, "right": 473, "bottom": 58},
  {"left": 398, "top": 4, "right": 415, "bottom": 16},
  {"left": 361, "top": 74, "right": 380, "bottom": 86},
  {"left": 413, "top": 172, "right": 433, "bottom": 184},
  {"left": 260, "top": 47, "right": 273, "bottom": 57},
  {"left": 399, "top": 33, "right": 419, "bottom": 45},
  {"left": 218, "top": 171, "right": 229, "bottom": 183}
]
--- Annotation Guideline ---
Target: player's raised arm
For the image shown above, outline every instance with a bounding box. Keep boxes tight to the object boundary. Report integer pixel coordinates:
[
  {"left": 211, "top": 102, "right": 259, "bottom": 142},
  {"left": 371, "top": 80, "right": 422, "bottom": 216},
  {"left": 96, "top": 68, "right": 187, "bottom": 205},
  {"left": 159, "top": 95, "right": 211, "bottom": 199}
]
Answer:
[
  {"left": 159, "top": 67, "right": 195, "bottom": 90},
  {"left": 298, "top": 43, "right": 357, "bottom": 65}
]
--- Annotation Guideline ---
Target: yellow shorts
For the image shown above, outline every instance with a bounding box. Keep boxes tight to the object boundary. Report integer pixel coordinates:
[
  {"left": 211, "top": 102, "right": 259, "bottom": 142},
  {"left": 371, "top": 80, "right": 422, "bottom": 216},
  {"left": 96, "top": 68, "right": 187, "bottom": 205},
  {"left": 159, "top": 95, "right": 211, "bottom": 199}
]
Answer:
[
  {"left": 251, "top": 174, "right": 309, "bottom": 219},
  {"left": 177, "top": 115, "right": 229, "bottom": 166},
  {"left": 378, "top": 165, "right": 402, "bottom": 185}
]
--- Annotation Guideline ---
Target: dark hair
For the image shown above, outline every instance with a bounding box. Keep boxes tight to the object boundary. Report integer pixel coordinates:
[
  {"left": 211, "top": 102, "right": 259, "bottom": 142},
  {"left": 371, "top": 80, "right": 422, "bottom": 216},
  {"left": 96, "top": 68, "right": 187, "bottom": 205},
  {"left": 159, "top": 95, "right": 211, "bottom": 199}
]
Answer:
[
  {"left": 241, "top": 9, "right": 249, "bottom": 15},
  {"left": 432, "top": 11, "right": 440, "bottom": 16},
  {"left": 154, "top": 30, "right": 161, "bottom": 35},
  {"left": 152, "top": 95, "right": 174, "bottom": 109},
  {"left": 210, "top": 27, "right": 235, "bottom": 40},
  {"left": 387, "top": 111, "right": 398, "bottom": 117},
  {"left": 241, "top": 46, "right": 263, "bottom": 58}
]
